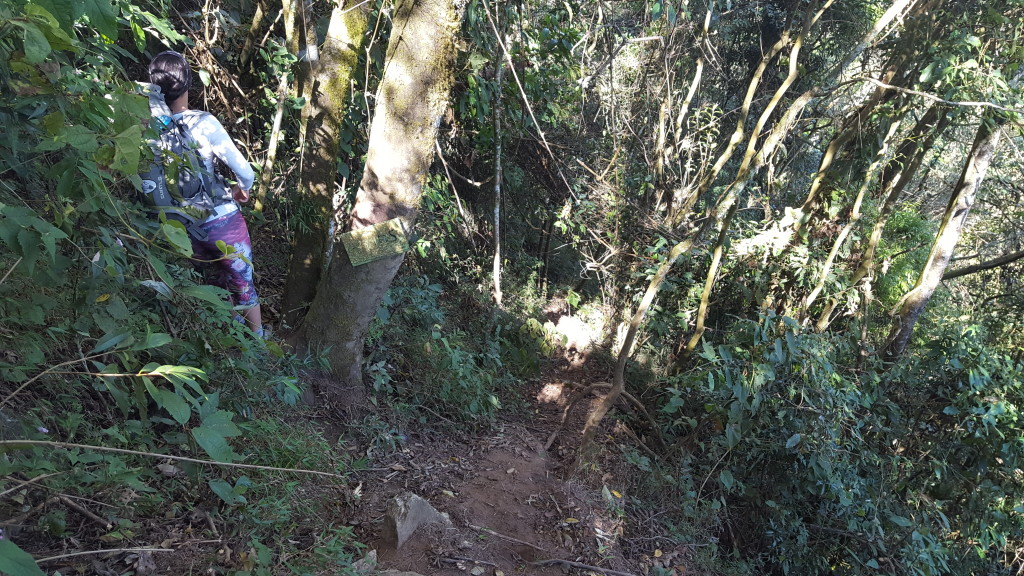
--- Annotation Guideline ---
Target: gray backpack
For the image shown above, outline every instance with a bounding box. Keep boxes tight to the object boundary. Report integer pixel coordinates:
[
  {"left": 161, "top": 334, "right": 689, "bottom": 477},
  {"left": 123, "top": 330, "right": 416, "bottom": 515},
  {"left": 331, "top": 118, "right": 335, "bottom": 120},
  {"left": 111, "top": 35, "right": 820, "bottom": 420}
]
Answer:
[{"left": 137, "top": 83, "right": 223, "bottom": 240}]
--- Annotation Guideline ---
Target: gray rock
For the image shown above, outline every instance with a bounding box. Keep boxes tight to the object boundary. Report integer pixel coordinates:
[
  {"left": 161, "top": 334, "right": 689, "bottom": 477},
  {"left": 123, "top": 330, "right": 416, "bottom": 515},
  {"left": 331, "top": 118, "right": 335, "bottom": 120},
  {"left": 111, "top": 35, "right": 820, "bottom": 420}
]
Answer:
[
  {"left": 382, "top": 492, "right": 452, "bottom": 550},
  {"left": 351, "top": 550, "right": 377, "bottom": 574}
]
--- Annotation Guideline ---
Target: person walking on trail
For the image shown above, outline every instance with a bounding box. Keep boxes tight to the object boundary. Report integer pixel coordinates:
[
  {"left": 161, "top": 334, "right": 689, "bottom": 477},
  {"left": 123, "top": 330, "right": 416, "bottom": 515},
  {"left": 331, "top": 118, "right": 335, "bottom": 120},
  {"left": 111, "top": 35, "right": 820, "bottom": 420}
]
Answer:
[{"left": 148, "top": 51, "right": 264, "bottom": 338}]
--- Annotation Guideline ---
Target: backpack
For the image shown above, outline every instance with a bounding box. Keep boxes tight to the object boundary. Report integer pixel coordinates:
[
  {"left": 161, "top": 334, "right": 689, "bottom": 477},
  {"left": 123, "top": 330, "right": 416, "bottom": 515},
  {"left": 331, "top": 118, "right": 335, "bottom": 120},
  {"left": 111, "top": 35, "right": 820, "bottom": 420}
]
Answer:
[{"left": 137, "top": 83, "right": 226, "bottom": 241}]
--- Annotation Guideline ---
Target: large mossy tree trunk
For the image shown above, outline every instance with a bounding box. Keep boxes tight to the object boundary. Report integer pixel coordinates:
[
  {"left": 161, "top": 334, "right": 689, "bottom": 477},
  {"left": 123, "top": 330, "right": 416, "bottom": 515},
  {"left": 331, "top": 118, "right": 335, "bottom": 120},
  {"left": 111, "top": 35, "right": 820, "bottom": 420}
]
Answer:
[
  {"left": 281, "top": 1, "right": 369, "bottom": 327},
  {"left": 883, "top": 114, "right": 1005, "bottom": 362},
  {"left": 295, "top": 0, "right": 466, "bottom": 389}
]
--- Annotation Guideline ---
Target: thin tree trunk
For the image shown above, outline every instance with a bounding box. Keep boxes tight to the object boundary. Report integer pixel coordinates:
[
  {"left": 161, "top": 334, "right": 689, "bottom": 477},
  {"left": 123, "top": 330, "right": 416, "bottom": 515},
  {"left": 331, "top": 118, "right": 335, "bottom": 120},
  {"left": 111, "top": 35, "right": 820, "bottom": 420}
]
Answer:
[
  {"left": 803, "top": 117, "right": 902, "bottom": 312},
  {"left": 684, "top": 2, "right": 827, "bottom": 352},
  {"left": 296, "top": 0, "right": 466, "bottom": 389},
  {"left": 580, "top": 238, "right": 694, "bottom": 459},
  {"left": 257, "top": 71, "right": 291, "bottom": 209},
  {"left": 238, "top": 0, "right": 268, "bottom": 70},
  {"left": 850, "top": 105, "right": 951, "bottom": 287},
  {"left": 883, "top": 115, "right": 1004, "bottom": 362},
  {"left": 281, "top": 0, "right": 368, "bottom": 327},
  {"left": 492, "top": 50, "right": 505, "bottom": 307}
]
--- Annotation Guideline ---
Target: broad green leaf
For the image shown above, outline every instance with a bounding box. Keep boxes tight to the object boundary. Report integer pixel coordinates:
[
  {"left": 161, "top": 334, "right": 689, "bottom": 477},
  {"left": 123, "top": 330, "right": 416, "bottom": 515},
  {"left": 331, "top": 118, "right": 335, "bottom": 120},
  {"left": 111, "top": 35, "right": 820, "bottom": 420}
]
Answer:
[
  {"left": 140, "top": 279, "right": 173, "bottom": 299},
  {"left": 0, "top": 539, "right": 46, "bottom": 576},
  {"left": 91, "top": 331, "right": 133, "bottom": 353},
  {"left": 58, "top": 125, "right": 99, "bottom": 153},
  {"left": 209, "top": 478, "right": 245, "bottom": 505},
  {"left": 192, "top": 425, "right": 237, "bottom": 462},
  {"left": 16, "top": 21, "right": 51, "bottom": 64},
  {"left": 131, "top": 330, "right": 171, "bottom": 348},
  {"left": 16, "top": 228, "right": 40, "bottom": 272},
  {"left": 160, "top": 220, "right": 193, "bottom": 256},
  {"left": 111, "top": 124, "right": 142, "bottom": 174},
  {"left": 29, "top": 218, "right": 68, "bottom": 259},
  {"left": 785, "top": 433, "right": 801, "bottom": 449},
  {"left": 201, "top": 410, "right": 241, "bottom": 437},
  {"left": 24, "top": 4, "right": 75, "bottom": 49},
  {"left": 30, "top": 0, "right": 75, "bottom": 33},
  {"left": 889, "top": 515, "right": 913, "bottom": 527},
  {"left": 719, "top": 469, "right": 734, "bottom": 490},
  {"left": 156, "top": 388, "right": 191, "bottom": 424},
  {"left": 81, "top": 0, "right": 119, "bottom": 39},
  {"left": 181, "top": 284, "right": 230, "bottom": 307}
]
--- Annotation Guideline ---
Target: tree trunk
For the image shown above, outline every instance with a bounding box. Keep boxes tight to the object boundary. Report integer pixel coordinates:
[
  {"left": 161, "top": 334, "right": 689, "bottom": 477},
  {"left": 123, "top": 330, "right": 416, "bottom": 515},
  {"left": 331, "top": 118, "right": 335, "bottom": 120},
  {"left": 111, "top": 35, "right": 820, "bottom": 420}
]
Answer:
[
  {"left": 883, "top": 115, "right": 1004, "bottom": 362},
  {"left": 492, "top": 49, "right": 505, "bottom": 307},
  {"left": 281, "top": 1, "right": 368, "bottom": 327},
  {"left": 296, "top": 0, "right": 466, "bottom": 388}
]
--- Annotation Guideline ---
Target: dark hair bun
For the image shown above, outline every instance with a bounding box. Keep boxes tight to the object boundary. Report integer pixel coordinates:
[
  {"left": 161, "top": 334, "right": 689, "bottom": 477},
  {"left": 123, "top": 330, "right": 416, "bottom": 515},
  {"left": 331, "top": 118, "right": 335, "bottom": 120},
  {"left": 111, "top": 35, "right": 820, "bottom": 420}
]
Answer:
[{"left": 149, "top": 51, "right": 193, "bottom": 101}]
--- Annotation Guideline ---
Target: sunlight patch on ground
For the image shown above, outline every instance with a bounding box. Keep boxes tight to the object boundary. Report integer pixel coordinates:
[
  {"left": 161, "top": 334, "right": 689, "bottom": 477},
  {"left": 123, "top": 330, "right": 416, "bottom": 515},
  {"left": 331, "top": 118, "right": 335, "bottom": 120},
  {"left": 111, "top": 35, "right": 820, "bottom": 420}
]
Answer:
[{"left": 537, "top": 382, "right": 566, "bottom": 405}]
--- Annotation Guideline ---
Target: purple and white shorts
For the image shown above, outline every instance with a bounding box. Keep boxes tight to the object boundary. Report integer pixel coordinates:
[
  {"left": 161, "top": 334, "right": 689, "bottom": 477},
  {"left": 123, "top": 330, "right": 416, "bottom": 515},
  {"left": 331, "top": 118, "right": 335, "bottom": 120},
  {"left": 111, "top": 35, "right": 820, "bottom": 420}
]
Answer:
[{"left": 190, "top": 210, "right": 259, "bottom": 308}]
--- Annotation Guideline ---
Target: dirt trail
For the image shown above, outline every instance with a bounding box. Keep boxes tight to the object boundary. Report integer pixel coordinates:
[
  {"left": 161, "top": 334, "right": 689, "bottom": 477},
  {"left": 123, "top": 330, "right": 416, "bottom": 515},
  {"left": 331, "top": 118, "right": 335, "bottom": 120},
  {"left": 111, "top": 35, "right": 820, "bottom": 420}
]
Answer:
[{"left": 341, "top": 370, "right": 650, "bottom": 576}]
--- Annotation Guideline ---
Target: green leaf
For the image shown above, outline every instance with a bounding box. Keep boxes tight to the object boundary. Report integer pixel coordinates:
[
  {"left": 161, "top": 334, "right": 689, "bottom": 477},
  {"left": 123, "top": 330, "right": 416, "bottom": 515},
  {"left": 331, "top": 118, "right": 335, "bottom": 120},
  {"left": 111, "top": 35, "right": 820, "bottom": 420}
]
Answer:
[
  {"left": 889, "top": 515, "right": 913, "bottom": 527},
  {"left": 181, "top": 284, "right": 230, "bottom": 307},
  {"left": 81, "top": 0, "right": 119, "bottom": 39},
  {"left": 133, "top": 332, "right": 172, "bottom": 351},
  {"left": 866, "top": 559, "right": 880, "bottom": 569},
  {"left": 16, "top": 21, "right": 51, "bottom": 63},
  {"left": 209, "top": 478, "right": 245, "bottom": 505},
  {"left": 31, "top": 0, "right": 75, "bottom": 33},
  {"left": 90, "top": 331, "right": 134, "bottom": 353},
  {"left": 160, "top": 220, "right": 193, "bottom": 256},
  {"left": 0, "top": 539, "right": 46, "bottom": 575},
  {"left": 719, "top": 469, "right": 734, "bottom": 490},
  {"left": 156, "top": 388, "right": 191, "bottom": 424},
  {"left": 24, "top": 4, "right": 75, "bottom": 49},
  {"left": 201, "top": 410, "right": 241, "bottom": 437},
  {"left": 192, "top": 425, "right": 237, "bottom": 462},
  {"left": 785, "top": 433, "right": 801, "bottom": 449},
  {"left": 111, "top": 124, "right": 142, "bottom": 174},
  {"left": 140, "top": 279, "right": 173, "bottom": 299}
]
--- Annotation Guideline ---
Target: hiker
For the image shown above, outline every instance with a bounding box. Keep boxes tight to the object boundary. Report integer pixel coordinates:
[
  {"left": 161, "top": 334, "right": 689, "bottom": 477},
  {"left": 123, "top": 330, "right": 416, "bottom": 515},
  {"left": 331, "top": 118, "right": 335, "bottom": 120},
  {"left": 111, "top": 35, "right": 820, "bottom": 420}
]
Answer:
[{"left": 148, "top": 50, "right": 264, "bottom": 338}]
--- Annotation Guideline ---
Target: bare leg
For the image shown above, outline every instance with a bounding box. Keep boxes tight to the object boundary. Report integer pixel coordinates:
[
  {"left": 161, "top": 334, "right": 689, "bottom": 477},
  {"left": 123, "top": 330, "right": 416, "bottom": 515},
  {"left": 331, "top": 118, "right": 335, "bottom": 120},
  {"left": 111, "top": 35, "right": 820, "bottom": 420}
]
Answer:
[{"left": 242, "top": 304, "right": 264, "bottom": 337}]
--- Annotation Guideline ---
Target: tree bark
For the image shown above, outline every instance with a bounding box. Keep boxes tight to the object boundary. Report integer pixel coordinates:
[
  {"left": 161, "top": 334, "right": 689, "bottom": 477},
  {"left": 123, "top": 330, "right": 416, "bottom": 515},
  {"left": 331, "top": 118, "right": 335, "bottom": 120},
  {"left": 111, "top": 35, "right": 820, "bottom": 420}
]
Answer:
[
  {"left": 296, "top": 0, "right": 466, "bottom": 388},
  {"left": 281, "top": 0, "right": 368, "bottom": 327},
  {"left": 883, "top": 115, "right": 1005, "bottom": 362}
]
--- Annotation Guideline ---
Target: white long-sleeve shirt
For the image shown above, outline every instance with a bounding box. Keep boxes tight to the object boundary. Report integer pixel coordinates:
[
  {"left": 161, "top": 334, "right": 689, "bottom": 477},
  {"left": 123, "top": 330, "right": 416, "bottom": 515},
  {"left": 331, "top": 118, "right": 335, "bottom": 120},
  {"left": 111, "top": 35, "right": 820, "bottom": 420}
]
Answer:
[{"left": 175, "top": 110, "right": 255, "bottom": 192}]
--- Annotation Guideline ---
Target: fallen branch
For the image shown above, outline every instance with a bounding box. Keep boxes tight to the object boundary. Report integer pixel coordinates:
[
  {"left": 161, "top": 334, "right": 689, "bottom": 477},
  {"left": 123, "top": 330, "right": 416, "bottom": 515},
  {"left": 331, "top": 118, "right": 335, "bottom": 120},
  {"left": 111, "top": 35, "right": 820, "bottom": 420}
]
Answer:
[
  {"left": 468, "top": 523, "right": 548, "bottom": 552},
  {"left": 440, "top": 555, "right": 497, "bottom": 567},
  {"left": 0, "top": 471, "right": 66, "bottom": 499},
  {"left": 0, "top": 440, "right": 347, "bottom": 479},
  {"left": 36, "top": 548, "right": 175, "bottom": 564},
  {"left": 531, "top": 558, "right": 638, "bottom": 576},
  {"left": 58, "top": 494, "right": 112, "bottom": 530}
]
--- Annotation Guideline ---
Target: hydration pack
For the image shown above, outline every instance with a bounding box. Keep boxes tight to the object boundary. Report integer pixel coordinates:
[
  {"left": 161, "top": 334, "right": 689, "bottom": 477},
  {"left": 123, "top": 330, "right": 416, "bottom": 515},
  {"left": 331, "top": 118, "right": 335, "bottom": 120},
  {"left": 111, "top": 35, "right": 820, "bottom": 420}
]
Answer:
[{"left": 137, "top": 83, "right": 226, "bottom": 241}]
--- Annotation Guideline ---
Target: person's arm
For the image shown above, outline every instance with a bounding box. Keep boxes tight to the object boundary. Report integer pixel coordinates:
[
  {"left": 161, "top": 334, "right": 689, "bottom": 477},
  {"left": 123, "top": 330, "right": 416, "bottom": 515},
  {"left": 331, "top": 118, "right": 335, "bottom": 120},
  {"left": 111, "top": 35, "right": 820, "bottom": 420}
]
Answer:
[{"left": 196, "top": 114, "right": 256, "bottom": 201}]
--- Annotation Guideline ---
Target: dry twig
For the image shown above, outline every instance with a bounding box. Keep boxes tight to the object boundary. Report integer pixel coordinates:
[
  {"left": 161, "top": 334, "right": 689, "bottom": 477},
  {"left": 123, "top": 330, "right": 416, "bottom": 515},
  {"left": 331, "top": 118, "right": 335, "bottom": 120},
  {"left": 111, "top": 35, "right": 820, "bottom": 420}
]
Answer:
[
  {"left": 532, "top": 558, "right": 638, "bottom": 576},
  {"left": 467, "top": 523, "right": 548, "bottom": 552}
]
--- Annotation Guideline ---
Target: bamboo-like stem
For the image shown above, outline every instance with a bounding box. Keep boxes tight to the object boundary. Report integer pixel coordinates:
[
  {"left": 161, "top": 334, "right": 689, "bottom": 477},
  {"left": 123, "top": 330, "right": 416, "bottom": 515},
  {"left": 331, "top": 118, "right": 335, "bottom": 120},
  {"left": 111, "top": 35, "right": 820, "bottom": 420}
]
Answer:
[
  {"left": 803, "top": 118, "right": 902, "bottom": 312},
  {"left": 492, "top": 39, "right": 505, "bottom": 307},
  {"left": 256, "top": 71, "right": 291, "bottom": 211}
]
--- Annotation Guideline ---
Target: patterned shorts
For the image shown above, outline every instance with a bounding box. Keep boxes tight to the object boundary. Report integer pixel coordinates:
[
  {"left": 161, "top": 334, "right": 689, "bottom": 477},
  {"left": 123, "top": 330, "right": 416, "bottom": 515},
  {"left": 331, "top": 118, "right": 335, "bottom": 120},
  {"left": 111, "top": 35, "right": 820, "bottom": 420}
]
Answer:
[{"left": 190, "top": 210, "right": 259, "bottom": 308}]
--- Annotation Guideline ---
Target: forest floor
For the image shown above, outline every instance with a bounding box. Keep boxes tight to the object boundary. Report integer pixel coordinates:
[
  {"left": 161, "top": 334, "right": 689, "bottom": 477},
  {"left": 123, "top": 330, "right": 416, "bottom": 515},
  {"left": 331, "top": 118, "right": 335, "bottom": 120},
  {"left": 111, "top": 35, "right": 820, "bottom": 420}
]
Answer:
[{"left": 303, "top": 352, "right": 692, "bottom": 576}]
